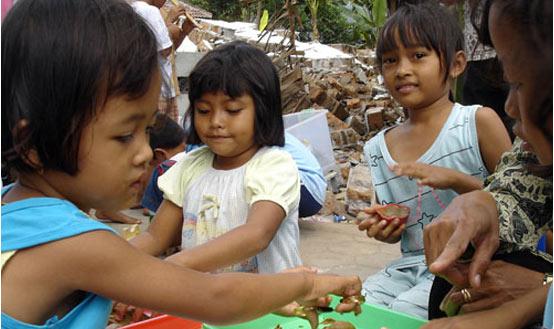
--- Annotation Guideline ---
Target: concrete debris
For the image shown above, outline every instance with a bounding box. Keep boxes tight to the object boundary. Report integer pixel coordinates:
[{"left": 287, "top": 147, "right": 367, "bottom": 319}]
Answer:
[{"left": 345, "top": 165, "right": 375, "bottom": 216}]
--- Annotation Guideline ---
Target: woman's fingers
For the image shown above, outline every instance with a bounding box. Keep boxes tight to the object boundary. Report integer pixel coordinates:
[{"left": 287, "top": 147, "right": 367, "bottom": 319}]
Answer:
[{"left": 468, "top": 234, "right": 498, "bottom": 288}]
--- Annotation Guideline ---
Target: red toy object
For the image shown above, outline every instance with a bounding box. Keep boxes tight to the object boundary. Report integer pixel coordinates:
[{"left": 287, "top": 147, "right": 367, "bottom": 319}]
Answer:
[{"left": 375, "top": 204, "right": 410, "bottom": 224}]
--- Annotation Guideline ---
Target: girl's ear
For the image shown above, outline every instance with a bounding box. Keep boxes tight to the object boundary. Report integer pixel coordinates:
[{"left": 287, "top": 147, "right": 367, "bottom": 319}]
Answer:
[
  {"left": 23, "top": 149, "right": 43, "bottom": 172},
  {"left": 449, "top": 50, "right": 467, "bottom": 79},
  {"left": 14, "top": 119, "right": 44, "bottom": 171},
  {"left": 153, "top": 148, "right": 170, "bottom": 162}
]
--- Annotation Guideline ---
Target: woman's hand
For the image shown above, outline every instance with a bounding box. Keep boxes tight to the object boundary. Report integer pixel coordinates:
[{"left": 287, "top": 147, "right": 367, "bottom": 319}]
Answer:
[
  {"left": 422, "top": 285, "right": 550, "bottom": 329},
  {"left": 357, "top": 205, "right": 405, "bottom": 243},
  {"left": 446, "top": 261, "right": 544, "bottom": 313},
  {"left": 423, "top": 190, "right": 499, "bottom": 288}
]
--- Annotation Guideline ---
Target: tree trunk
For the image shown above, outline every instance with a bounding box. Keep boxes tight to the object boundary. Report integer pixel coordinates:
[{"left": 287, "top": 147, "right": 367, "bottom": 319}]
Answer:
[
  {"left": 307, "top": 0, "right": 320, "bottom": 42},
  {"left": 254, "top": 0, "right": 263, "bottom": 26},
  {"left": 311, "top": 12, "right": 319, "bottom": 41},
  {"left": 286, "top": 0, "right": 296, "bottom": 48}
]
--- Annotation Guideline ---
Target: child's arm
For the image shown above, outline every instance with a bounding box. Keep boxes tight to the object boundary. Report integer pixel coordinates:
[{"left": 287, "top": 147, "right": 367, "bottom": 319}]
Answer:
[
  {"left": 130, "top": 200, "right": 183, "bottom": 256},
  {"left": 475, "top": 106, "right": 512, "bottom": 172},
  {"left": 15, "top": 230, "right": 361, "bottom": 325},
  {"left": 164, "top": 200, "right": 285, "bottom": 272},
  {"left": 390, "top": 162, "right": 484, "bottom": 194}
]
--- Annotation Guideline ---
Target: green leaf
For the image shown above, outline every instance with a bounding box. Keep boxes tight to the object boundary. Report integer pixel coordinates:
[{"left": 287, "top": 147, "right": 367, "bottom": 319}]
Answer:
[
  {"left": 372, "top": 0, "right": 387, "bottom": 27},
  {"left": 259, "top": 9, "right": 269, "bottom": 31}
]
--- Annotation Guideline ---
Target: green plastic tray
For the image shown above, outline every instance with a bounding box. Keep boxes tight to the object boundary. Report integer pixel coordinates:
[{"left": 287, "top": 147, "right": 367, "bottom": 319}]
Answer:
[{"left": 203, "top": 296, "right": 427, "bottom": 329}]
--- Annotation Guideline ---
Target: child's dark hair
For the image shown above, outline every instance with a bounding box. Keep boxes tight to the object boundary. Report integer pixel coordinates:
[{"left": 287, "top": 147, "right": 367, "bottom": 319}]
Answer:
[
  {"left": 376, "top": 0, "right": 464, "bottom": 82},
  {"left": 150, "top": 113, "right": 186, "bottom": 150},
  {"left": 1, "top": 0, "right": 158, "bottom": 175},
  {"left": 187, "top": 41, "right": 285, "bottom": 146}
]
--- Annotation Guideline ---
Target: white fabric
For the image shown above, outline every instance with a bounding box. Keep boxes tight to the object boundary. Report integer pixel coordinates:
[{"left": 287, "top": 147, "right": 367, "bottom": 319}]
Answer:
[
  {"left": 364, "top": 103, "right": 489, "bottom": 256},
  {"left": 159, "top": 146, "right": 302, "bottom": 273},
  {"left": 131, "top": 1, "right": 175, "bottom": 98}
]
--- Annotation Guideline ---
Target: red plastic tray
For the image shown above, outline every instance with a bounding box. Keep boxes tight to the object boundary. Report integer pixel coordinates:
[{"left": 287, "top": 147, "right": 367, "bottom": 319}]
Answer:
[{"left": 119, "top": 315, "right": 203, "bottom": 329}]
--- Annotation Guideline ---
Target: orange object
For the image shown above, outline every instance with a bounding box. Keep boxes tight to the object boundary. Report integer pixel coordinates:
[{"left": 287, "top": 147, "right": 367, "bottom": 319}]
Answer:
[
  {"left": 119, "top": 315, "right": 203, "bottom": 329},
  {"left": 376, "top": 204, "right": 410, "bottom": 224}
]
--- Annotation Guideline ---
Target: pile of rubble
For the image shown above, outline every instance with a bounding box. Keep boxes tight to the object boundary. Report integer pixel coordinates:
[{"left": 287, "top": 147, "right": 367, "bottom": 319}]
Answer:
[{"left": 180, "top": 19, "right": 407, "bottom": 220}]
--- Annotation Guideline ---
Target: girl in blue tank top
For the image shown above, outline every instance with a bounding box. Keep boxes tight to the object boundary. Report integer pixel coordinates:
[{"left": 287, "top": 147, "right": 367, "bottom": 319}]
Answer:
[{"left": 356, "top": 1, "right": 512, "bottom": 319}]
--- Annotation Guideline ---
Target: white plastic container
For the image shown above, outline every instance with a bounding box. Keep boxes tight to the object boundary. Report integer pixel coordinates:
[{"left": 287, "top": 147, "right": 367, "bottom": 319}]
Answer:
[{"left": 283, "top": 109, "right": 337, "bottom": 175}]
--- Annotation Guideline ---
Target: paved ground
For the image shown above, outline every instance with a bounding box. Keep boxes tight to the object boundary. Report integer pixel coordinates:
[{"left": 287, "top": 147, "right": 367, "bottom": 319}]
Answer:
[
  {"left": 105, "top": 210, "right": 401, "bottom": 281},
  {"left": 299, "top": 220, "right": 401, "bottom": 279}
]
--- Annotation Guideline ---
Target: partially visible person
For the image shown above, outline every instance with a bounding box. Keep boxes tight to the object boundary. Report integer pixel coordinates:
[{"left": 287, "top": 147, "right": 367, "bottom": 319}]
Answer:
[
  {"left": 140, "top": 122, "right": 326, "bottom": 218},
  {"left": 95, "top": 113, "right": 186, "bottom": 222},
  {"left": 131, "top": 41, "right": 303, "bottom": 274},
  {"left": 284, "top": 132, "right": 326, "bottom": 218},
  {"left": 141, "top": 112, "right": 186, "bottom": 213},
  {"left": 440, "top": 0, "right": 512, "bottom": 139},
  {"left": 357, "top": 0, "right": 511, "bottom": 319},
  {"left": 131, "top": 0, "right": 177, "bottom": 121},
  {"left": 422, "top": 0, "right": 552, "bottom": 327},
  {"left": 158, "top": 1, "right": 198, "bottom": 123},
  {"left": 1, "top": 1, "right": 363, "bottom": 328}
]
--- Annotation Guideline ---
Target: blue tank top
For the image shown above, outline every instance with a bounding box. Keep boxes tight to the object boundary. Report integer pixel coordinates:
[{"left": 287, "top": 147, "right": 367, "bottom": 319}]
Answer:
[
  {"left": 1, "top": 186, "right": 116, "bottom": 329},
  {"left": 364, "top": 103, "right": 489, "bottom": 256}
]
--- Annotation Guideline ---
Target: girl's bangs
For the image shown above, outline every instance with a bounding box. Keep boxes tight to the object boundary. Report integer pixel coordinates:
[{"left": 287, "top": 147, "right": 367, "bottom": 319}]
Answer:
[
  {"left": 378, "top": 20, "right": 434, "bottom": 55},
  {"left": 191, "top": 63, "right": 251, "bottom": 101}
]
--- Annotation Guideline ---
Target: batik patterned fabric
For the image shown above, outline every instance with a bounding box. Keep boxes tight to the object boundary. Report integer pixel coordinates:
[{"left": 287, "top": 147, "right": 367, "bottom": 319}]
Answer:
[
  {"left": 485, "top": 138, "right": 553, "bottom": 262},
  {"left": 463, "top": 1, "right": 496, "bottom": 61}
]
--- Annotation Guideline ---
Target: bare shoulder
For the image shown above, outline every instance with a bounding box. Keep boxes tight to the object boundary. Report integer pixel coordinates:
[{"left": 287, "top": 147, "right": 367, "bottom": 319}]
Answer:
[
  {"left": 475, "top": 106, "right": 504, "bottom": 127},
  {"left": 475, "top": 106, "right": 511, "bottom": 140},
  {"left": 475, "top": 106, "right": 512, "bottom": 170}
]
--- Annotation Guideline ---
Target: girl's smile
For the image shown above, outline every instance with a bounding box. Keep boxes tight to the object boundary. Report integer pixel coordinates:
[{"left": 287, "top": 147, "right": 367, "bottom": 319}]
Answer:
[
  {"left": 193, "top": 91, "right": 259, "bottom": 170},
  {"left": 381, "top": 39, "right": 450, "bottom": 111},
  {"left": 396, "top": 83, "right": 419, "bottom": 94}
]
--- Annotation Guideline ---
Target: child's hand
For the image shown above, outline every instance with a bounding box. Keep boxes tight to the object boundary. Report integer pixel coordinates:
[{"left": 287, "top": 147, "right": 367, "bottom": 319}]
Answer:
[
  {"left": 111, "top": 301, "right": 159, "bottom": 324},
  {"left": 356, "top": 206, "right": 405, "bottom": 243},
  {"left": 390, "top": 162, "right": 455, "bottom": 190},
  {"left": 278, "top": 266, "right": 330, "bottom": 314},
  {"left": 297, "top": 273, "right": 361, "bottom": 311}
]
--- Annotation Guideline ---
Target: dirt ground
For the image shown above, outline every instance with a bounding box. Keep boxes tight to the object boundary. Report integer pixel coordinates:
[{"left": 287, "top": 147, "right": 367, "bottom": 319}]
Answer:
[{"left": 106, "top": 209, "right": 401, "bottom": 280}]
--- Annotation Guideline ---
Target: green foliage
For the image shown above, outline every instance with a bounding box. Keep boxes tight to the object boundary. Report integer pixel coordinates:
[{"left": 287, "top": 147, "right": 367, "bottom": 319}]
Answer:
[
  {"left": 184, "top": 0, "right": 388, "bottom": 47},
  {"left": 299, "top": 1, "right": 358, "bottom": 43},
  {"left": 259, "top": 9, "right": 269, "bottom": 31},
  {"left": 340, "top": 0, "right": 388, "bottom": 47}
]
